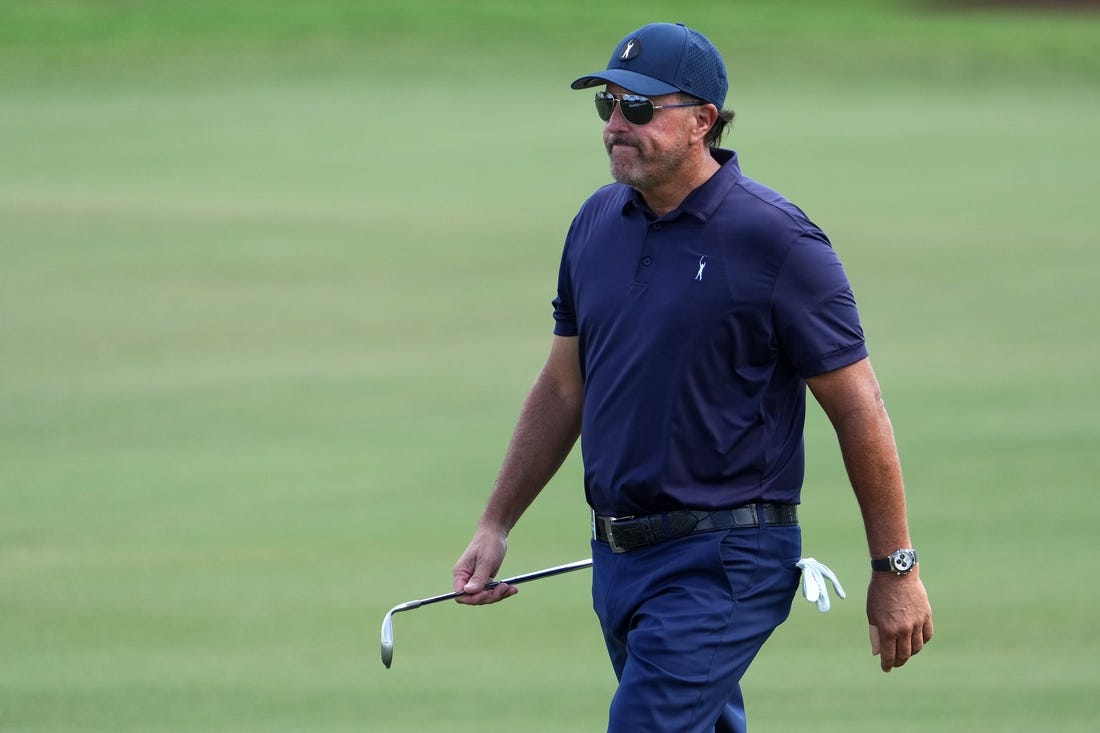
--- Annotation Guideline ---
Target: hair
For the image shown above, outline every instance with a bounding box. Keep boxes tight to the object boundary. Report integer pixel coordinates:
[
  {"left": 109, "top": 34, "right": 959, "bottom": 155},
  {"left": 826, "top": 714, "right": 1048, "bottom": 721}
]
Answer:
[
  {"left": 679, "top": 93, "right": 735, "bottom": 148},
  {"left": 705, "top": 107, "right": 735, "bottom": 148}
]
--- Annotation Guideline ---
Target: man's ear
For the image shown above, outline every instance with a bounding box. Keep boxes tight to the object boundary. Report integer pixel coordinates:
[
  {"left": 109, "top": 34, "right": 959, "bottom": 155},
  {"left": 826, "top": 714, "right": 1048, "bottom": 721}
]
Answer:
[{"left": 692, "top": 104, "right": 719, "bottom": 145}]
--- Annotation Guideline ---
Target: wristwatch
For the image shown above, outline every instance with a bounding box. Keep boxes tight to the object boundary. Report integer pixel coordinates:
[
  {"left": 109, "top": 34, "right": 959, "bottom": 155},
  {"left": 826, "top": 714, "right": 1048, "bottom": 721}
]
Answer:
[{"left": 871, "top": 548, "right": 919, "bottom": 575}]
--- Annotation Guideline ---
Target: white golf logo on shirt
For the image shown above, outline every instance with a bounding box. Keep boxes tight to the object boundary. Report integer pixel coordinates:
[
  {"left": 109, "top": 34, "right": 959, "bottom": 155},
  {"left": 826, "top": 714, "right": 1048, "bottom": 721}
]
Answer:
[{"left": 695, "top": 255, "right": 708, "bottom": 281}]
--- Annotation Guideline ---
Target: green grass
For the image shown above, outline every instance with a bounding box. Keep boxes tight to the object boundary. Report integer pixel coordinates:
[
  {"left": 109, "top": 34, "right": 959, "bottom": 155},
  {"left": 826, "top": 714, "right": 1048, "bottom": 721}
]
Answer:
[{"left": 2, "top": 1, "right": 1099, "bottom": 731}]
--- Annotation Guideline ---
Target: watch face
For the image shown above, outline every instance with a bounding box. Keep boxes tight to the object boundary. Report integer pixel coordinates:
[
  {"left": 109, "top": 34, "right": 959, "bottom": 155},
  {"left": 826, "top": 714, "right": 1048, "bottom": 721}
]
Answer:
[{"left": 891, "top": 550, "right": 916, "bottom": 573}]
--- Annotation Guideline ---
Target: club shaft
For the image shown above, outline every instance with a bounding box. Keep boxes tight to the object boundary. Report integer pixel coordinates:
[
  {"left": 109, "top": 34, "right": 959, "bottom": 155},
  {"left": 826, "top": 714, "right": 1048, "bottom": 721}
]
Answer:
[
  {"left": 399, "top": 557, "right": 594, "bottom": 611},
  {"left": 495, "top": 557, "right": 594, "bottom": 586}
]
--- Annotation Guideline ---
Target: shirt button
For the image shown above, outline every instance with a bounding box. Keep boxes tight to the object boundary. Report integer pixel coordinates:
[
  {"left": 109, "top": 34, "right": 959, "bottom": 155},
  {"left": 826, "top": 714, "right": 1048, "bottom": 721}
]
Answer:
[
  {"left": 642, "top": 256, "right": 653, "bottom": 266},
  {"left": 652, "top": 223, "right": 662, "bottom": 230}
]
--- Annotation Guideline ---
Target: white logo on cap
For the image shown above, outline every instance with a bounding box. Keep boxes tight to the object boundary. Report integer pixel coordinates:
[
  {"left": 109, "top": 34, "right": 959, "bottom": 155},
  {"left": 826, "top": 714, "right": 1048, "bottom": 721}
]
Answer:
[{"left": 620, "top": 39, "right": 641, "bottom": 60}]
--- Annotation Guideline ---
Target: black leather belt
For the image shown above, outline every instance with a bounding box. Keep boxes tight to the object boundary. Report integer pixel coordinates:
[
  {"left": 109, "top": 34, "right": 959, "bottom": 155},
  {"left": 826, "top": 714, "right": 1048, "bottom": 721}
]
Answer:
[{"left": 593, "top": 503, "right": 799, "bottom": 553}]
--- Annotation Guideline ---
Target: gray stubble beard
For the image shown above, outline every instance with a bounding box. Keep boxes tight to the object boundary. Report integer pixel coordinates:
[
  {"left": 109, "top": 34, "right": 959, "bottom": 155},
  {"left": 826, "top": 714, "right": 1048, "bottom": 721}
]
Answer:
[{"left": 607, "top": 141, "right": 691, "bottom": 192}]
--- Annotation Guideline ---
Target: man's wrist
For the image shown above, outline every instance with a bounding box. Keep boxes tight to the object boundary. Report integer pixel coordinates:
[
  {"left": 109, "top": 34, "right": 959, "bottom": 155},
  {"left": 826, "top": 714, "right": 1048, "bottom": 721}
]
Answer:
[{"left": 871, "top": 548, "right": 918, "bottom": 575}]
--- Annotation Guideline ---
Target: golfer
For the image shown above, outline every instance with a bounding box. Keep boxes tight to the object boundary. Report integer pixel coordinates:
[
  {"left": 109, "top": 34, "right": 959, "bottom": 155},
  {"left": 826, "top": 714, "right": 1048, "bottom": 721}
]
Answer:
[{"left": 453, "top": 22, "right": 933, "bottom": 733}]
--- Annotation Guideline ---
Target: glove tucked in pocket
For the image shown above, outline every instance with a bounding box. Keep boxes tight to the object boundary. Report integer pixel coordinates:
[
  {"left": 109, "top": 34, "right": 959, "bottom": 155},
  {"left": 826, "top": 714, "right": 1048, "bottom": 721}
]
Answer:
[{"left": 795, "top": 557, "right": 846, "bottom": 613}]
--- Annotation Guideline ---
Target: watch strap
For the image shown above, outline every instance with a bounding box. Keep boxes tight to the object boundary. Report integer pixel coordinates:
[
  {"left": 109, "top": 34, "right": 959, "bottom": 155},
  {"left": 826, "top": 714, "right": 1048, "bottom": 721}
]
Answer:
[{"left": 870, "top": 556, "right": 893, "bottom": 572}]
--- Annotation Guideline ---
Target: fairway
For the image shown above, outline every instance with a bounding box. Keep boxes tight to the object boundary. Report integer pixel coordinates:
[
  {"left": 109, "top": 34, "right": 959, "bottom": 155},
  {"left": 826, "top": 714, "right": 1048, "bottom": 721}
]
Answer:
[{"left": 2, "top": 2, "right": 1099, "bottom": 731}]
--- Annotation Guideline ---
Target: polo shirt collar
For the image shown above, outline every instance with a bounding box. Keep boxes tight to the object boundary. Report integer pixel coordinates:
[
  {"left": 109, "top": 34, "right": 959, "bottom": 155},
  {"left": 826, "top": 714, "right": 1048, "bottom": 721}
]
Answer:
[{"left": 623, "top": 148, "right": 743, "bottom": 222}]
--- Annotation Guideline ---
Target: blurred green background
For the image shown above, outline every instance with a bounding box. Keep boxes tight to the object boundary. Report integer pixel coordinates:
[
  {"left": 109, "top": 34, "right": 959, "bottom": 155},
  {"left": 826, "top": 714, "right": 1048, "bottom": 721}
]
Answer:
[{"left": 2, "top": 1, "right": 1098, "bottom": 731}]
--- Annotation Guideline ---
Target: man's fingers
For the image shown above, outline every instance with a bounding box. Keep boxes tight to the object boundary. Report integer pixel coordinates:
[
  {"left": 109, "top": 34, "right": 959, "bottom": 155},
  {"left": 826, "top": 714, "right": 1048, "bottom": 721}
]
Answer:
[
  {"left": 486, "top": 583, "right": 518, "bottom": 603},
  {"left": 911, "top": 618, "right": 934, "bottom": 656},
  {"left": 456, "top": 581, "right": 518, "bottom": 605},
  {"left": 454, "top": 572, "right": 492, "bottom": 604},
  {"left": 893, "top": 631, "right": 912, "bottom": 669},
  {"left": 873, "top": 624, "right": 929, "bottom": 672},
  {"left": 877, "top": 631, "right": 895, "bottom": 672},
  {"left": 911, "top": 627, "right": 925, "bottom": 655},
  {"left": 463, "top": 574, "right": 491, "bottom": 594},
  {"left": 870, "top": 624, "right": 899, "bottom": 672}
]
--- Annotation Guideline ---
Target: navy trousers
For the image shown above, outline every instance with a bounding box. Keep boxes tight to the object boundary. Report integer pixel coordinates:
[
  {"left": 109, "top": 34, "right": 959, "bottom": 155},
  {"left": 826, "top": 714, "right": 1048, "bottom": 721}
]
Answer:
[{"left": 592, "top": 523, "right": 801, "bottom": 733}]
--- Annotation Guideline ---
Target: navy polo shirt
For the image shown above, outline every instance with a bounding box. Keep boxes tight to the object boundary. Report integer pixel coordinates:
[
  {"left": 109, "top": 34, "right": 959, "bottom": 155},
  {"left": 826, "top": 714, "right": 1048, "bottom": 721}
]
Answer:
[{"left": 553, "top": 149, "right": 867, "bottom": 517}]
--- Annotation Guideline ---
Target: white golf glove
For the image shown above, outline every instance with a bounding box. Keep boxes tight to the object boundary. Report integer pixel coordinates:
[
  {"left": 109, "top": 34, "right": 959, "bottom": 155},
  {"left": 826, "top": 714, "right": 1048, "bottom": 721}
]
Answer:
[{"left": 796, "top": 557, "right": 846, "bottom": 613}]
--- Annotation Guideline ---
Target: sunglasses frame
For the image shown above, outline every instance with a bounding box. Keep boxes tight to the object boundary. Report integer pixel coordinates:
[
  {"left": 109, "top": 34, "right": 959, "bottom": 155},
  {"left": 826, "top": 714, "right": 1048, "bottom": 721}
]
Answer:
[{"left": 594, "top": 91, "right": 705, "bottom": 125}]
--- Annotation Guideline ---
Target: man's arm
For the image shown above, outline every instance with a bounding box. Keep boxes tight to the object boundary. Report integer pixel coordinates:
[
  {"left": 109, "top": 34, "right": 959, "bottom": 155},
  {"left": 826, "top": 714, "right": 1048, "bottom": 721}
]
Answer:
[
  {"left": 805, "top": 357, "right": 934, "bottom": 672},
  {"left": 453, "top": 335, "right": 584, "bottom": 605}
]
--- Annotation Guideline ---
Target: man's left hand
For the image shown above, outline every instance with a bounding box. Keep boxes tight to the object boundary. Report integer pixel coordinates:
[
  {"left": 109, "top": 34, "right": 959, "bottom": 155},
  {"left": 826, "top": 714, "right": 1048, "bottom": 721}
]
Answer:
[{"left": 867, "top": 570, "right": 933, "bottom": 672}]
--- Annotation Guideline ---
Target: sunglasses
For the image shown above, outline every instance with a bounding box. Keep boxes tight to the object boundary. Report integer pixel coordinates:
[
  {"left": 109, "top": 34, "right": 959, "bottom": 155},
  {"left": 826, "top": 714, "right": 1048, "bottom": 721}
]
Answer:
[{"left": 594, "top": 91, "right": 705, "bottom": 125}]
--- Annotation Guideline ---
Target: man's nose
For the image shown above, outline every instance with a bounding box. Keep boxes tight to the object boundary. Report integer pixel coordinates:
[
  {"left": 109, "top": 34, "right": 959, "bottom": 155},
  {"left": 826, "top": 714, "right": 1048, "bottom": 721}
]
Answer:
[{"left": 604, "top": 101, "right": 631, "bottom": 132}]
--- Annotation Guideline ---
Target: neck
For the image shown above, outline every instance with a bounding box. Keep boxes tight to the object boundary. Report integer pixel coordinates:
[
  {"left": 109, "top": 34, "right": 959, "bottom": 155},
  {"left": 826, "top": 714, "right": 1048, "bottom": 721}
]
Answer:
[{"left": 639, "top": 149, "right": 720, "bottom": 217}]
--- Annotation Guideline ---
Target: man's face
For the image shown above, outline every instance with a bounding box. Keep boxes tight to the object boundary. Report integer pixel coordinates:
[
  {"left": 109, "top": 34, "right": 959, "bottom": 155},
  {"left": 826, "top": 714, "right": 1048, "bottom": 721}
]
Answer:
[{"left": 602, "top": 84, "right": 697, "bottom": 191}]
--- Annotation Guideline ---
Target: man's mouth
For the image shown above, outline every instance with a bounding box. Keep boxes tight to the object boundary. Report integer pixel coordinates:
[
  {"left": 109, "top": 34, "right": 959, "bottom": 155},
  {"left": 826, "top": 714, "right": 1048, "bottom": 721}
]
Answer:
[{"left": 607, "top": 139, "right": 640, "bottom": 154}]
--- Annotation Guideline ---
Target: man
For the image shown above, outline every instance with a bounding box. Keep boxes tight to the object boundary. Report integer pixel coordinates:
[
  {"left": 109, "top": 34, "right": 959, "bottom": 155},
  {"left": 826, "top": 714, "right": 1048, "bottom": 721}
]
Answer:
[{"left": 453, "top": 22, "right": 933, "bottom": 733}]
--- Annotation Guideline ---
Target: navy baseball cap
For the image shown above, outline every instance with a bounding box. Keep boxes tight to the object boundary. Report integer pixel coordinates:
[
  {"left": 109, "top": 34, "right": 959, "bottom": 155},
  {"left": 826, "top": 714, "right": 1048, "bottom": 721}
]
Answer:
[{"left": 571, "top": 22, "right": 728, "bottom": 108}]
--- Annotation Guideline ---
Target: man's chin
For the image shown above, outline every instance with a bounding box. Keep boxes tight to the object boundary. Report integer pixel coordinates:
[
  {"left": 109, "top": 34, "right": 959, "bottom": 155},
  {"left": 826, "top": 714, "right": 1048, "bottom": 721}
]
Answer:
[
  {"left": 608, "top": 149, "right": 643, "bottom": 183},
  {"left": 610, "top": 166, "right": 644, "bottom": 188}
]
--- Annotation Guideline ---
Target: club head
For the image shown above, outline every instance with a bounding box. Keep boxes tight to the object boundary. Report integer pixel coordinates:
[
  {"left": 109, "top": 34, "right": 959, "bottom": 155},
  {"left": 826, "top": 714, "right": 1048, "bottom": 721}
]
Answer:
[
  {"left": 380, "top": 608, "right": 396, "bottom": 668},
  {"left": 380, "top": 599, "right": 428, "bottom": 669}
]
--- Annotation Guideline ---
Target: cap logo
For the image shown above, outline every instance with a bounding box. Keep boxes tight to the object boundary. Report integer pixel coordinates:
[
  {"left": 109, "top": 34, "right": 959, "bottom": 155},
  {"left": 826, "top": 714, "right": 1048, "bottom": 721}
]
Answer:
[{"left": 619, "top": 38, "right": 641, "bottom": 61}]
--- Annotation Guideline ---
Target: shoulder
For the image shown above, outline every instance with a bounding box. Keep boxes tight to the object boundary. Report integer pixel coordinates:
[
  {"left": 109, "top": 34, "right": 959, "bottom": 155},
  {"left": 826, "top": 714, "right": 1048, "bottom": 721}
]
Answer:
[
  {"left": 726, "top": 175, "right": 825, "bottom": 244},
  {"left": 703, "top": 149, "right": 824, "bottom": 246}
]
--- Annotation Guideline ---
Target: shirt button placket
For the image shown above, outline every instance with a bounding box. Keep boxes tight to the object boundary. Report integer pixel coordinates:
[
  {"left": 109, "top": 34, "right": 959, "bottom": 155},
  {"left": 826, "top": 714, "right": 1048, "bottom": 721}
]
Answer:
[{"left": 633, "top": 221, "right": 661, "bottom": 286}]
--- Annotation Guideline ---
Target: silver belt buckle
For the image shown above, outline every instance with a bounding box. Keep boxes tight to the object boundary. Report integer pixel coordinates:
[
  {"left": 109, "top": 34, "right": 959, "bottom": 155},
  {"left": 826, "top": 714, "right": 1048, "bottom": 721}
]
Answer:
[{"left": 598, "top": 514, "right": 634, "bottom": 553}]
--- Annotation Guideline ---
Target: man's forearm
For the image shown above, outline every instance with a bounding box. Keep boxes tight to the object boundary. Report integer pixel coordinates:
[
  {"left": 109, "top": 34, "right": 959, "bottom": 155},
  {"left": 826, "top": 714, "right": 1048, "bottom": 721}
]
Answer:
[
  {"left": 831, "top": 403, "right": 913, "bottom": 557},
  {"left": 477, "top": 363, "right": 583, "bottom": 536},
  {"left": 806, "top": 359, "right": 913, "bottom": 556}
]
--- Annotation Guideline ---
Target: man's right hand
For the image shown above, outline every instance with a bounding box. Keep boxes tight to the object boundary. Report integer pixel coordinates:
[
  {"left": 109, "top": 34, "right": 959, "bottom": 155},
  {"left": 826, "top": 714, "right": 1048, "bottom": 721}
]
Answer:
[{"left": 452, "top": 528, "right": 519, "bottom": 605}]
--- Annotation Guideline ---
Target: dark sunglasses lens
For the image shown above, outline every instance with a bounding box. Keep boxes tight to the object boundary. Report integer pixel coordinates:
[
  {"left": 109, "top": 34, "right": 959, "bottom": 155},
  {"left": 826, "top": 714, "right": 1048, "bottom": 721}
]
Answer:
[
  {"left": 594, "top": 93, "right": 615, "bottom": 121},
  {"left": 620, "top": 96, "right": 654, "bottom": 125},
  {"left": 594, "top": 93, "right": 656, "bottom": 124}
]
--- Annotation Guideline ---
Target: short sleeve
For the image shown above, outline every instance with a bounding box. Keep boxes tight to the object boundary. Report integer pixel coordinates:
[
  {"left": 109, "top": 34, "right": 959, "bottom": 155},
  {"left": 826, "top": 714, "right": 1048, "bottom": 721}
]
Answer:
[
  {"left": 772, "top": 233, "right": 867, "bottom": 377},
  {"left": 552, "top": 218, "right": 579, "bottom": 337}
]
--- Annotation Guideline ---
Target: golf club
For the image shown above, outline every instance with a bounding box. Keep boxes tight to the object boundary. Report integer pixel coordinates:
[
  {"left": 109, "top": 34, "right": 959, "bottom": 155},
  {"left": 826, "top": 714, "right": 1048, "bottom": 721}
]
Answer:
[{"left": 380, "top": 557, "right": 593, "bottom": 668}]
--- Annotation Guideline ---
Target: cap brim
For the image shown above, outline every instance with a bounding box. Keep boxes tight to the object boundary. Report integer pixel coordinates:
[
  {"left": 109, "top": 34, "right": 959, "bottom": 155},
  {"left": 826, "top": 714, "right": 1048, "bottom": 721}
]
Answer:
[{"left": 570, "top": 68, "right": 681, "bottom": 98}]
